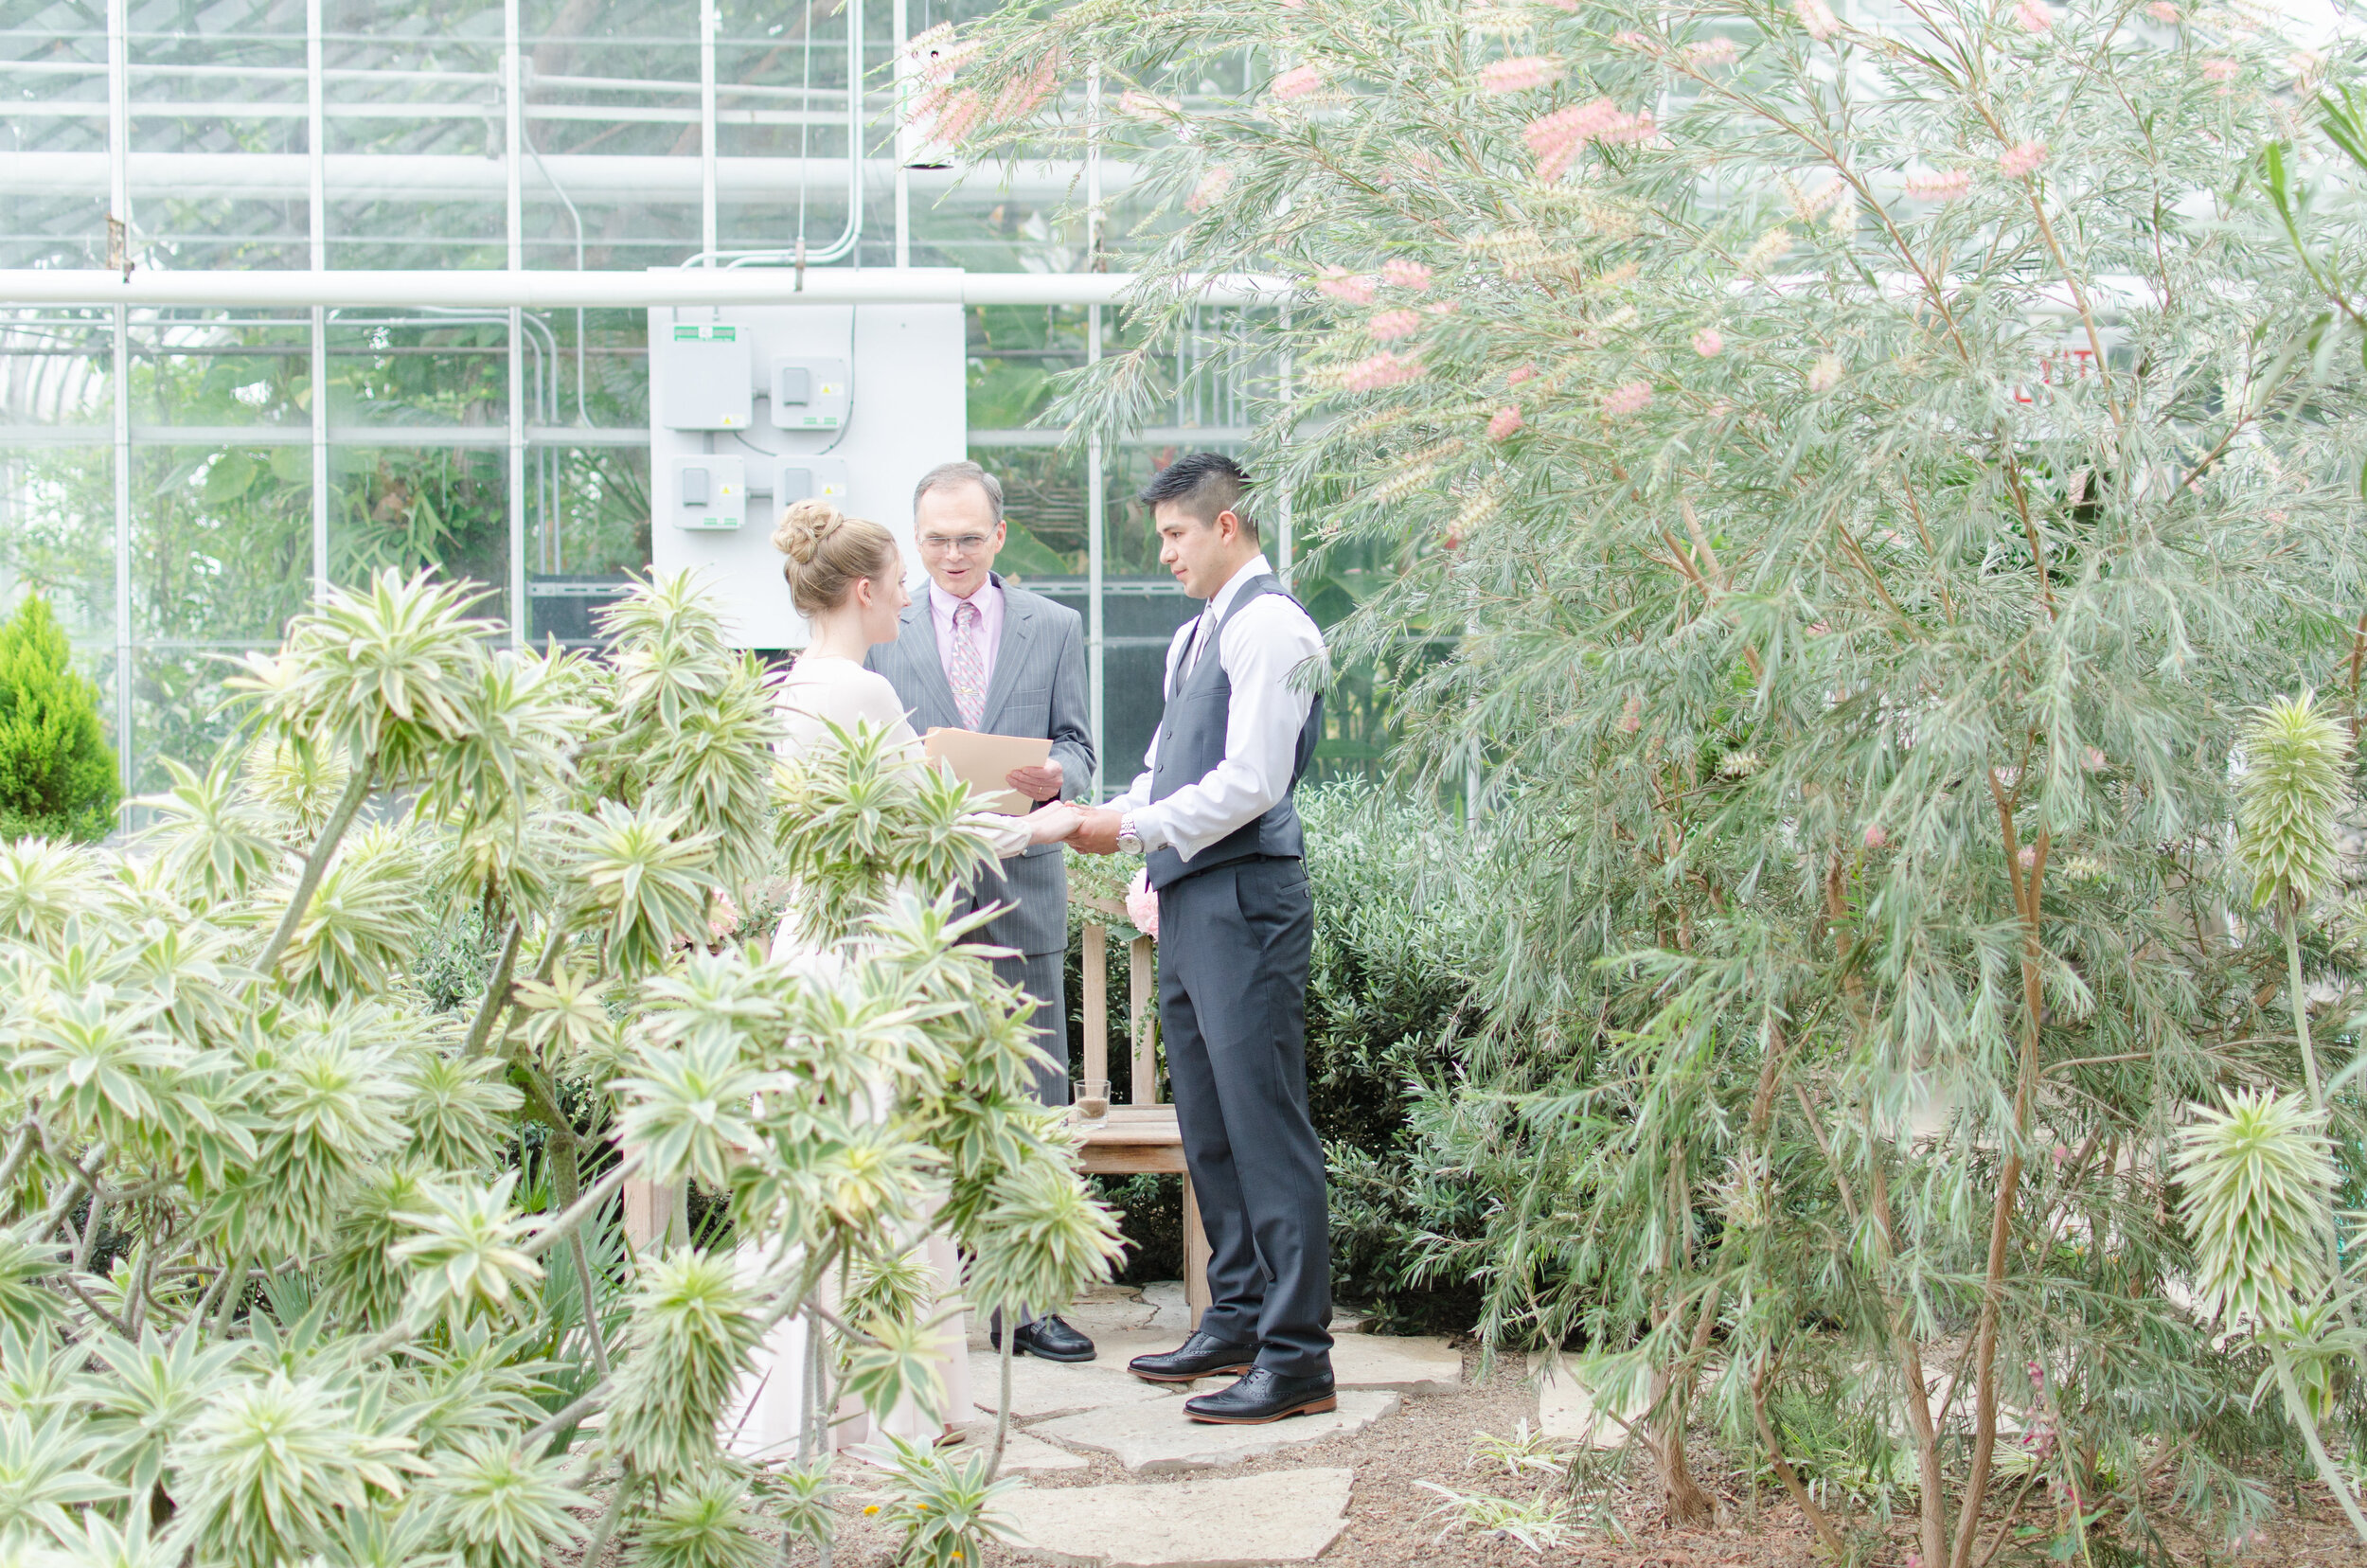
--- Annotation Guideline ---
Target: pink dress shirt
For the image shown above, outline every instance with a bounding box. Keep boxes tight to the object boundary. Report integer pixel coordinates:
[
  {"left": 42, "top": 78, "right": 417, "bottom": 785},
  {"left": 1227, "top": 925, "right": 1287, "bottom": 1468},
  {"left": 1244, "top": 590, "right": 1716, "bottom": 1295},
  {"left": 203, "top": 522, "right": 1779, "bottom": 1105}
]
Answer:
[{"left": 927, "top": 576, "right": 1004, "bottom": 712}]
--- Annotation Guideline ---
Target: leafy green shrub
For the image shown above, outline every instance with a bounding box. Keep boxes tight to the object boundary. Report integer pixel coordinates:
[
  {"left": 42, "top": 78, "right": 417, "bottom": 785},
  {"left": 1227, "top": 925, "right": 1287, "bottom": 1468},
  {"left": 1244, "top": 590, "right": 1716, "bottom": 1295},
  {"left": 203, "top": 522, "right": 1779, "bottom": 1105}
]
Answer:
[
  {"left": 0, "top": 569, "right": 1119, "bottom": 1564},
  {"left": 0, "top": 592, "right": 117, "bottom": 842}
]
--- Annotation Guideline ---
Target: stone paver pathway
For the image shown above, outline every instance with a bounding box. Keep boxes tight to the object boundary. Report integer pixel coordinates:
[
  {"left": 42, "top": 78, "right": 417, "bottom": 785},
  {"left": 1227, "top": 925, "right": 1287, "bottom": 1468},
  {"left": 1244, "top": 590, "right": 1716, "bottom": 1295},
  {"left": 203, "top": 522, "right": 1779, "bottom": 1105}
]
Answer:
[{"left": 970, "top": 1284, "right": 1472, "bottom": 1565}]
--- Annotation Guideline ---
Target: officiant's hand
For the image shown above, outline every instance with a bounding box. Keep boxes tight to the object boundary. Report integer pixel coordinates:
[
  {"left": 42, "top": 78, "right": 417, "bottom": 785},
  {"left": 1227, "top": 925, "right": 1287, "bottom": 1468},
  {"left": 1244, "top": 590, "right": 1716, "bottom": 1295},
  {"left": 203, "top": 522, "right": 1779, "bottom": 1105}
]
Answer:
[
  {"left": 1025, "top": 805, "right": 1084, "bottom": 846},
  {"left": 1068, "top": 808, "right": 1124, "bottom": 856},
  {"left": 1006, "top": 758, "right": 1064, "bottom": 802}
]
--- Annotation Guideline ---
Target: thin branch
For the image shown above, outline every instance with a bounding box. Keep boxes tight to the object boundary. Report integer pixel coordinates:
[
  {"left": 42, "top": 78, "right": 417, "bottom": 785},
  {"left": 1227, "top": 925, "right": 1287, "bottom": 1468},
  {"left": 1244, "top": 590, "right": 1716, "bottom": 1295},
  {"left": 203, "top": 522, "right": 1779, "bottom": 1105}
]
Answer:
[
  {"left": 461, "top": 917, "right": 525, "bottom": 1059},
  {"left": 254, "top": 756, "right": 377, "bottom": 979},
  {"left": 525, "top": 1153, "right": 642, "bottom": 1259}
]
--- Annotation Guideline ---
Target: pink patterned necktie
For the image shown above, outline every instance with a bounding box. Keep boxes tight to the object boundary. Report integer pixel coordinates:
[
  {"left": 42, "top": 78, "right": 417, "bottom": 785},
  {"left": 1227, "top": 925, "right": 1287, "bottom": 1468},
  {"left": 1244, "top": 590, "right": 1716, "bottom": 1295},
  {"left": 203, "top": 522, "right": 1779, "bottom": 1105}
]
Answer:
[{"left": 950, "top": 599, "right": 987, "bottom": 729}]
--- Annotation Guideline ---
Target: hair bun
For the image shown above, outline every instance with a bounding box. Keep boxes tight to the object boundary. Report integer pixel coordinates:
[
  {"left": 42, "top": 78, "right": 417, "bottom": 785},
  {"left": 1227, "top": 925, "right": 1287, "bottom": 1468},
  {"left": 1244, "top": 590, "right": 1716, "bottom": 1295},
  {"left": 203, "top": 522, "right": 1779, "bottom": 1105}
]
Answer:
[{"left": 772, "top": 497, "right": 846, "bottom": 564}]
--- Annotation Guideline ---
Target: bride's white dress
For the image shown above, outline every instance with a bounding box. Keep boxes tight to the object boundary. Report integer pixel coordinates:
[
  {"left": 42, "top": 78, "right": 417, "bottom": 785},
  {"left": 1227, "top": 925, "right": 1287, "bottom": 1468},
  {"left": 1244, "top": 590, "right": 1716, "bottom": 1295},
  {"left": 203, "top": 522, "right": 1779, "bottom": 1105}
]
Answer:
[{"left": 721, "top": 653, "right": 1035, "bottom": 1463}]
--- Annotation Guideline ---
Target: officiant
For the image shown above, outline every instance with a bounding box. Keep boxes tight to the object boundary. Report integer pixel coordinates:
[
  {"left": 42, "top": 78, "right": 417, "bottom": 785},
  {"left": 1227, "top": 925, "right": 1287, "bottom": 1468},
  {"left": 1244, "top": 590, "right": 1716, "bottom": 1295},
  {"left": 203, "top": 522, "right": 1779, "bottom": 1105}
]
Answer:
[{"left": 866, "top": 459, "right": 1099, "bottom": 1360}]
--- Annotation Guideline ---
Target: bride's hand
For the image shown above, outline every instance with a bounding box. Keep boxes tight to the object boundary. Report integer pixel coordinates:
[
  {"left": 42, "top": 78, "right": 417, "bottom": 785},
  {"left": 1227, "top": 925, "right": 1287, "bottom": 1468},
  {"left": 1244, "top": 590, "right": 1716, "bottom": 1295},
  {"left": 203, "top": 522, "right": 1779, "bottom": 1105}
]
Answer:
[{"left": 1026, "top": 804, "right": 1083, "bottom": 846}]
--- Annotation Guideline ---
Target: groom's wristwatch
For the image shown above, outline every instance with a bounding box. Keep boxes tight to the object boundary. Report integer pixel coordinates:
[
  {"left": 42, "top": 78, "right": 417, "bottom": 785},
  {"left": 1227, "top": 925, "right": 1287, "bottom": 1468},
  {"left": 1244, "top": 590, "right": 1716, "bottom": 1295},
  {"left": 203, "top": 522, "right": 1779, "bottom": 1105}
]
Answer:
[{"left": 1116, "top": 813, "right": 1143, "bottom": 855}]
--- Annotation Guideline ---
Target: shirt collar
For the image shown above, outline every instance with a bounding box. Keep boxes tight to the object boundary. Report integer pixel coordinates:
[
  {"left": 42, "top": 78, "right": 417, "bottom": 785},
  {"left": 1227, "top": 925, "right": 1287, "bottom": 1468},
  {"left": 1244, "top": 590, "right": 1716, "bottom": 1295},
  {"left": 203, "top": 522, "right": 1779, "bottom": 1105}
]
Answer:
[
  {"left": 929, "top": 573, "right": 1000, "bottom": 623},
  {"left": 1201, "top": 554, "right": 1272, "bottom": 626}
]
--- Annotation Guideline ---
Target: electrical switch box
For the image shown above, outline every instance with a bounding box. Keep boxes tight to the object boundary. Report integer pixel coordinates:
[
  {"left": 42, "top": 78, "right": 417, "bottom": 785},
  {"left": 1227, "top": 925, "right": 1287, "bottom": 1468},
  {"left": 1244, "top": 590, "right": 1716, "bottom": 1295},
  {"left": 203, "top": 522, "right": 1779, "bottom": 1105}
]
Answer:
[
  {"left": 657, "top": 324, "right": 754, "bottom": 430},
  {"left": 768, "top": 357, "right": 849, "bottom": 430},
  {"left": 671, "top": 454, "right": 745, "bottom": 530},
  {"left": 749, "top": 455, "right": 849, "bottom": 508}
]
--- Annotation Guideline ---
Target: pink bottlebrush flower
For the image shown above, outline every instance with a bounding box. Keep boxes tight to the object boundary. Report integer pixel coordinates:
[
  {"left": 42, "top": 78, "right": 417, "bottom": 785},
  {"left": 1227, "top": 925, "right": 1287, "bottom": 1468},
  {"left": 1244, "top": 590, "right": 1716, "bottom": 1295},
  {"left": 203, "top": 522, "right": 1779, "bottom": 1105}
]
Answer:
[
  {"left": 1602, "top": 381, "right": 1653, "bottom": 418},
  {"left": 1904, "top": 169, "right": 1972, "bottom": 201},
  {"left": 931, "top": 89, "right": 988, "bottom": 145},
  {"left": 1794, "top": 0, "right": 1841, "bottom": 41},
  {"left": 1998, "top": 139, "right": 2049, "bottom": 179},
  {"left": 1440, "top": 522, "right": 1466, "bottom": 551},
  {"left": 1523, "top": 98, "right": 1622, "bottom": 155},
  {"left": 2146, "top": 0, "right": 2179, "bottom": 19},
  {"left": 1272, "top": 64, "right": 1324, "bottom": 100},
  {"left": 1687, "top": 37, "right": 1739, "bottom": 67},
  {"left": 990, "top": 55, "right": 1060, "bottom": 124},
  {"left": 1316, "top": 265, "right": 1378, "bottom": 305},
  {"left": 1481, "top": 55, "right": 1562, "bottom": 94},
  {"left": 1808, "top": 352, "right": 1842, "bottom": 393},
  {"left": 2015, "top": 1, "right": 2054, "bottom": 33},
  {"left": 1125, "top": 867, "right": 1160, "bottom": 938},
  {"left": 2018, "top": 845, "right": 2038, "bottom": 870},
  {"left": 1864, "top": 824, "right": 1888, "bottom": 849},
  {"left": 1381, "top": 258, "right": 1433, "bottom": 289},
  {"left": 1423, "top": 300, "right": 1458, "bottom": 316},
  {"left": 1600, "top": 111, "right": 1656, "bottom": 145},
  {"left": 1343, "top": 350, "right": 1426, "bottom": 391},
  {"left": 1692, "top": 327, "right": 1724, "bottom": 357},
  {"left": 1507, "top": 363, "right": 1539, "bottom": 385},
  {"left": 2083, "top": 746, "right": 2108, "bottom": 772},
  {"left": 2200, "top": 58, "right": 2237, "bottom": 82},
  {"left": 1617, "top": 694, "right": 1644, "bottom": 734},
  {"left": 1487, "top": 405, "right": 1524, "bottom": 441},
  {"left": 1117, "top": 89, "right": 1183, "bottom": 122},
  {"left": 1185, "top": 165, "right": 1235, "bottom": 212},
  {"left": 1369, "top": 308, "right": 1423, "bottom": 341}
]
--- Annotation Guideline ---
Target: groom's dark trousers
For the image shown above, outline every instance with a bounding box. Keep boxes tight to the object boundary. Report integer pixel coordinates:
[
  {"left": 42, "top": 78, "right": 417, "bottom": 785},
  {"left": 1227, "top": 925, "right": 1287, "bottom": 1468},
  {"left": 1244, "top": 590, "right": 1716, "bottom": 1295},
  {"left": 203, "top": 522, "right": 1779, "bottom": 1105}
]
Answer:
[{"left": 1158, "top": 855, "right": 1330, "bottom": 1376}]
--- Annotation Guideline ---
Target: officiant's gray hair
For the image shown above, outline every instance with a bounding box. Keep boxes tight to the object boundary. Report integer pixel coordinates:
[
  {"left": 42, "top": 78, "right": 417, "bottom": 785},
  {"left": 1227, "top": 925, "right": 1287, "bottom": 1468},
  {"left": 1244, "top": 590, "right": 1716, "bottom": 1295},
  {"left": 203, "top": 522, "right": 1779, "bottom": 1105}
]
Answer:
[
  {"left": 913, "top": 459, "right": 1005, "bottom": 525},
  {"left": 1138, "top": 451, "right": 1258, "bottom": 543}
]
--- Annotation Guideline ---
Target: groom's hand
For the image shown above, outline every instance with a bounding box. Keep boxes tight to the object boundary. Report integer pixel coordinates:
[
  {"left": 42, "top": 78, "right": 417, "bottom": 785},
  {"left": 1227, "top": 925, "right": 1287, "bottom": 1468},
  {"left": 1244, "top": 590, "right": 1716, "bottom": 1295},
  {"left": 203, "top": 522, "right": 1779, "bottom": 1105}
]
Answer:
[{"left": 1069, "top": 808, "right": 1124, "bottom": 855}]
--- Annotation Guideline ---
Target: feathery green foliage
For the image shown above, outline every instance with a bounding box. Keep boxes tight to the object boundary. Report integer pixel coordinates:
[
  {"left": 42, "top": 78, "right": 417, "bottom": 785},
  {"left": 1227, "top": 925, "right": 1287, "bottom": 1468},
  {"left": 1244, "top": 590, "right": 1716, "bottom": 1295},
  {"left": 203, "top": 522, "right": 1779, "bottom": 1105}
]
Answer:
[
  {"left": 955, "top": 0, "right": 2367, "bottom": 1556},
  {"left": 0, "top": 595, "right": 117, "bottom": 843}
]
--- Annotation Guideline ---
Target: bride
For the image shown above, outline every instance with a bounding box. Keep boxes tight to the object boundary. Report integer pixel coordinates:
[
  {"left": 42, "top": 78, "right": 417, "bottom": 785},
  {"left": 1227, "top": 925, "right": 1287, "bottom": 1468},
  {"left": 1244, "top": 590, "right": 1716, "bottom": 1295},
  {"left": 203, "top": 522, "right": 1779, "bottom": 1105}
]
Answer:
[{"left": 725, "top": 496, "right": 1078, "bottom": 1462}]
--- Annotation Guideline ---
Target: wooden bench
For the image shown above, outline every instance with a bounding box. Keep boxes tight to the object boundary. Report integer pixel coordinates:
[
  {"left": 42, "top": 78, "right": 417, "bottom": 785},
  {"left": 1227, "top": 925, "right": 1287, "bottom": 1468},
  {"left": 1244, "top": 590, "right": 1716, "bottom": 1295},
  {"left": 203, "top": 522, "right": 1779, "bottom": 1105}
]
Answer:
[{"left": 1074, "top": 896, "right": 1211, "bottom": 1329}]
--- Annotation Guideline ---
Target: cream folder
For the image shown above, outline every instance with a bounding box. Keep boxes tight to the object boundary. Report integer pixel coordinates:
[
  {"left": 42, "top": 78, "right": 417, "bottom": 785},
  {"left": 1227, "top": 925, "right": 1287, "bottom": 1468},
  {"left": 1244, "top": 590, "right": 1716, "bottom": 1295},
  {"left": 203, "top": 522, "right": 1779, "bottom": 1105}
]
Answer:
[{"left": 921, "top": 727, "right": 1054, "bottom": 816}]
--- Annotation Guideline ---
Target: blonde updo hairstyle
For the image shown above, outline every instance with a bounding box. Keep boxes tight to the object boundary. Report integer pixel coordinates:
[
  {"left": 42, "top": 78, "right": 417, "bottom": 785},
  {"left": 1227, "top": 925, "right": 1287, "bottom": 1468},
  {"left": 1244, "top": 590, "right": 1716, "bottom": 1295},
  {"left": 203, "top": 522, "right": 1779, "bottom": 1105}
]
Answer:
[{"left": 772, "top": 497, "right": 899, "bottom": 616}]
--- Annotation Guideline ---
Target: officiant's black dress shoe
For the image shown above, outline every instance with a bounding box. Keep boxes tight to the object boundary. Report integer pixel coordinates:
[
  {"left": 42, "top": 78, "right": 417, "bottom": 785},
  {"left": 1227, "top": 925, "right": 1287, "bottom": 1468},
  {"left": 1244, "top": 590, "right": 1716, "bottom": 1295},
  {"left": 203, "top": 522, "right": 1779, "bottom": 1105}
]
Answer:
[
  {"left": 1183, "top": 1366, "right": 1338, "bottom": 1424},
  {"left": 989, "top": 1312, "right": 1097, "bottom": 1363},
  {"left": 1126, "top": 1330, "right": 1257, "bottom": 1383}
]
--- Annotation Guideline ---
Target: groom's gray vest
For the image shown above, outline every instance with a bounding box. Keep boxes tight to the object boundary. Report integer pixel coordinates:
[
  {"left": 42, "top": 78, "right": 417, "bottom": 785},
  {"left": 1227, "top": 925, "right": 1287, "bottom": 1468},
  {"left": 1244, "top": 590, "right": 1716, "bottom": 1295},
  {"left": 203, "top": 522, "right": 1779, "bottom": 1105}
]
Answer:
[{"left": 1146, "top": 575, "right": 1323, "bottom": 891}]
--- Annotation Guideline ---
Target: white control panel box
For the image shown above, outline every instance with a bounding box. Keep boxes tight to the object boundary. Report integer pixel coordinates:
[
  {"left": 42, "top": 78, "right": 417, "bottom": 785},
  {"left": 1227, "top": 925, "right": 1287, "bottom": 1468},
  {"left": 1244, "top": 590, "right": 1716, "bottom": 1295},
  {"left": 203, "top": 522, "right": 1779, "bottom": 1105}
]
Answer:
[
  {"left": 650, "top": 286, "right": 968, "bottom": 648},
  {"left": 669, "top": 454, "right": 745, "bottom": 531},
  {"left": 770, "top": 357, "right": 849, "bottom": 430},
  {"left": 751, "top": 455, "right": 849, "bottom": 505},
  {"left": 654, "top": 324, "right": 753, "bottom": 430}
]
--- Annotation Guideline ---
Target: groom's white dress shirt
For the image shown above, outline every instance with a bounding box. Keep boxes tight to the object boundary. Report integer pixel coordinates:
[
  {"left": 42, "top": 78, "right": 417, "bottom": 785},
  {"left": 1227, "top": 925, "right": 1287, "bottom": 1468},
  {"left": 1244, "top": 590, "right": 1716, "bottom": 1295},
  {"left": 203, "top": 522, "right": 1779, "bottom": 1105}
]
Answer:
[{"left": 1105, "top": 552, "right": 1326, "bottom": 863}]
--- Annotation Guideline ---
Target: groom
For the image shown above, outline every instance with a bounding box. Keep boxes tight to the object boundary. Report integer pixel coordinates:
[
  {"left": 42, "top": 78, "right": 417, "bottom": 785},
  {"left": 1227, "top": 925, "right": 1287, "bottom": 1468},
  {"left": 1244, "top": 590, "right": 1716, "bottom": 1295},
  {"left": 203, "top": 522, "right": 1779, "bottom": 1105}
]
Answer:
[{"left": 1070, "top": 452, "right": 1334, "bottom": 1425}]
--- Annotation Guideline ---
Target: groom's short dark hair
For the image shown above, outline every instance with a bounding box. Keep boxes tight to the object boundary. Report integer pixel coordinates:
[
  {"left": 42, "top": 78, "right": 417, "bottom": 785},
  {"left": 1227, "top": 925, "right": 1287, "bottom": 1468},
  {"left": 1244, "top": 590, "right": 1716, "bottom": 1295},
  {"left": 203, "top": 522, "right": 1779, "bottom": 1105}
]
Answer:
[{"left": 1139, "top": 451, "right": 1259, "bottom": 543}]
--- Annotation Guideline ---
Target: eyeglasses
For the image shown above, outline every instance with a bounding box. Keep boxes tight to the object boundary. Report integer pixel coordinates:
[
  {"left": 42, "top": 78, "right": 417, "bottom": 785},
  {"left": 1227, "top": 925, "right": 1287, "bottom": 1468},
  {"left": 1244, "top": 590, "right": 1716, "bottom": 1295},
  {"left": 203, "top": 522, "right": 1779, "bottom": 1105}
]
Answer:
[{"left": 917, "top": 533, "right": 995, "bottom": 557}]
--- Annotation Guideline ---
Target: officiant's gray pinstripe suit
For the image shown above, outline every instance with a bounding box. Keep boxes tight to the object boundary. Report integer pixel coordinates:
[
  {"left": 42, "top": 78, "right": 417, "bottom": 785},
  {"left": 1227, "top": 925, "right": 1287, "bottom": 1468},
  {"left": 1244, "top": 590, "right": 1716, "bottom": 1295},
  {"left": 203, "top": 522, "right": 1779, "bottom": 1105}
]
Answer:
[{"left": 867, "top": 575, "right": 1094, "bottom": 1105}]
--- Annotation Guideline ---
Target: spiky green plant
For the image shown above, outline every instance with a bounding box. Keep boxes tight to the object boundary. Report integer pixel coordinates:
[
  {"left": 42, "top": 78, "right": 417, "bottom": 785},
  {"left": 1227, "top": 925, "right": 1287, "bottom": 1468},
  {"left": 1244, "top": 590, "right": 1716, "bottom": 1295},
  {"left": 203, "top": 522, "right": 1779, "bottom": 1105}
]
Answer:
[
  {"left": 2174, "top": 1088, "right": 2367, "bottom": 1542},
  {"left": 0, "top": 567, "right": 1121, "bottom": 1564}
]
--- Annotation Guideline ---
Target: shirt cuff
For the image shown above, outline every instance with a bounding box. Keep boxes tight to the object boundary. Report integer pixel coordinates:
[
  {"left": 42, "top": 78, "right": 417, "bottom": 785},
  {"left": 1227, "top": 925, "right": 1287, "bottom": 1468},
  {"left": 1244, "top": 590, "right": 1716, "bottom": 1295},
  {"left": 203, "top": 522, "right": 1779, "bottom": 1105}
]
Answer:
[{"left": 1125, "top": 806, "right": 1174, "bottom": 854}]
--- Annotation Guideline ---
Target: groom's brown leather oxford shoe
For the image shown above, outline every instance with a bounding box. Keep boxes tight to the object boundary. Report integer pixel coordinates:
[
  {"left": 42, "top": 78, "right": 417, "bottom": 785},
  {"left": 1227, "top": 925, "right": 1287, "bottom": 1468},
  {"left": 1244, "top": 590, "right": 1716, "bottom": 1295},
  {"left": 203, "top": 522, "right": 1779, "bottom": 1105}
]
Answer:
[{"left": 1183, "top": 1366, "right": 1338, "bottom": 1424}]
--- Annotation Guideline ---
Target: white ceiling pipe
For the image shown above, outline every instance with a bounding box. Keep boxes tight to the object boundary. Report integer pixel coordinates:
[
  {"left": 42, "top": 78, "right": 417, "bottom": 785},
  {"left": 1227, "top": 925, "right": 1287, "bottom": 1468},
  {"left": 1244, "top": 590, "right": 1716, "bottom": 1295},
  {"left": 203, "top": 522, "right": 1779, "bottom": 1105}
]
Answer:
[
  {"left": 0, "top": 268, "right": 1290, "bottom": 309},
  {"left": 0, "top": 151, "right": 1134, "bottom": 205}
]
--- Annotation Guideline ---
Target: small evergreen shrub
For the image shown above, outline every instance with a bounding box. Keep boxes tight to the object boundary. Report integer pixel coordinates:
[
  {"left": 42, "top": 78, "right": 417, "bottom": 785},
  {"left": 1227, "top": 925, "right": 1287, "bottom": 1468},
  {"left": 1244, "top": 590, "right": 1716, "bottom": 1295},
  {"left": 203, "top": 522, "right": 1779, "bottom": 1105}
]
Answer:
[{"left": 0, "top": 592, "right": 118, "bottom": 841}]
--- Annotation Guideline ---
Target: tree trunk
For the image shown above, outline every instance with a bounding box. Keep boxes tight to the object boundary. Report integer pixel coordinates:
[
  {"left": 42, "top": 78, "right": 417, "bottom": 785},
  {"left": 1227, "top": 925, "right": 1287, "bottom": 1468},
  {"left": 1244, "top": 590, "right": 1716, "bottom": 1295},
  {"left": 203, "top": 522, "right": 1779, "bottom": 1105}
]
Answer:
[{"left": 1647, "top": 1356, "right": 1717, "bottom": 1526}]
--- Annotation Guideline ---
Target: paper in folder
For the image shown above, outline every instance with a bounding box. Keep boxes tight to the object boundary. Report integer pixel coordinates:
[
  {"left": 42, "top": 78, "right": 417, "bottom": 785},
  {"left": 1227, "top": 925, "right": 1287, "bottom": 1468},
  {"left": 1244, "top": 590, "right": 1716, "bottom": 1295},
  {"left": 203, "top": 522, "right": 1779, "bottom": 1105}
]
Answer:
[{"left": 921, "top": 728, "right": 1053, "bottom": 815}]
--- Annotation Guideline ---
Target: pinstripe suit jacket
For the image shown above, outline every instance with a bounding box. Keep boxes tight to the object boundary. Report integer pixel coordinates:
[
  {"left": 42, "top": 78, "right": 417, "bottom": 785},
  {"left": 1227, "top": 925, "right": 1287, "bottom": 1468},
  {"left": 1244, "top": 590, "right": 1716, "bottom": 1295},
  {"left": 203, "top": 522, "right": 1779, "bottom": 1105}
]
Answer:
[{"left": 865, "top": 575, "right": 1094, "bottom": 956}]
